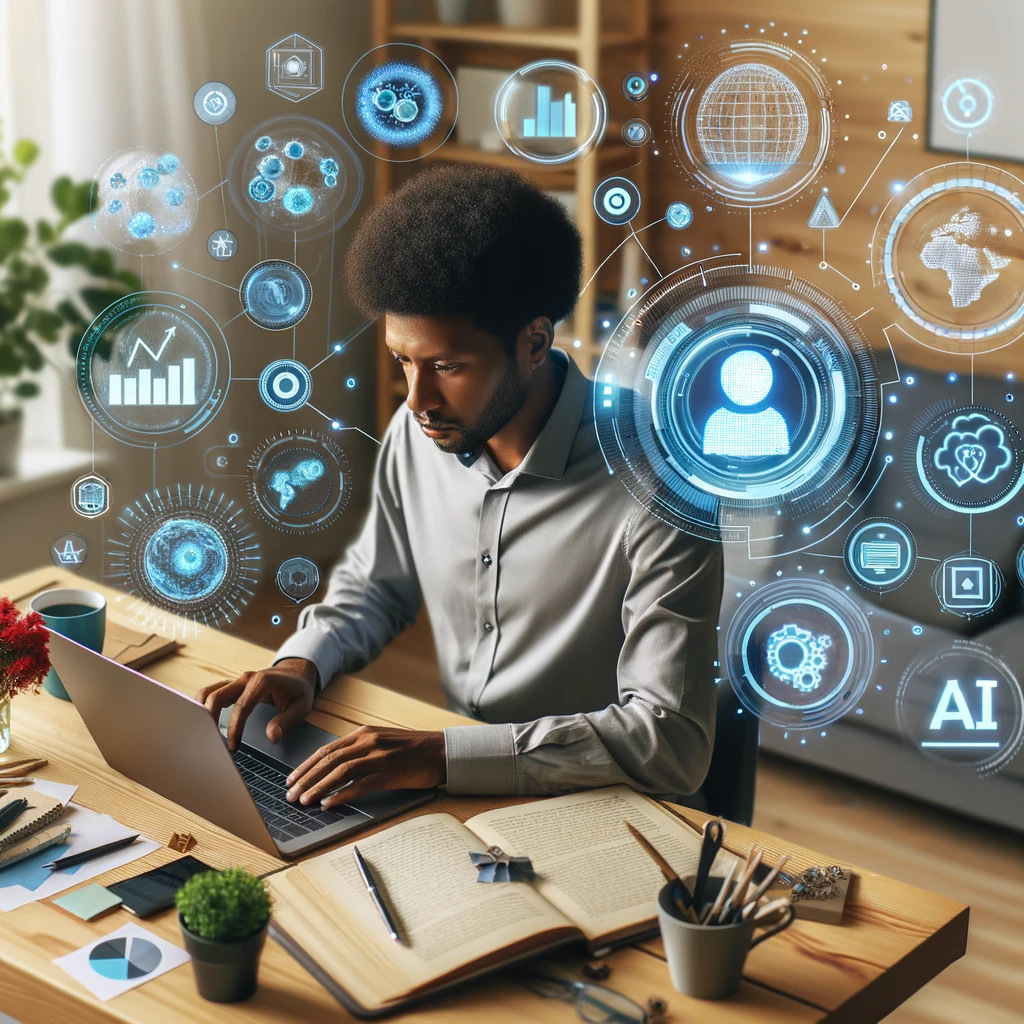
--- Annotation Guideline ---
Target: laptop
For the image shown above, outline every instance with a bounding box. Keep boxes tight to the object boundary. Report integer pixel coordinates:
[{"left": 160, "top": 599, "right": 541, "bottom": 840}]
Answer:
[{"left": 48, "top": 632, "right": 435, "bottom": 858}]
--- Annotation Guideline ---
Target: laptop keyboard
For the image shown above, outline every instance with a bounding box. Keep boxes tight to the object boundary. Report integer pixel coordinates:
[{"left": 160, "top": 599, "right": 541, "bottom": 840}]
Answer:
[{"left": 232, "top": 748, "right": 366, "bottom": 843}]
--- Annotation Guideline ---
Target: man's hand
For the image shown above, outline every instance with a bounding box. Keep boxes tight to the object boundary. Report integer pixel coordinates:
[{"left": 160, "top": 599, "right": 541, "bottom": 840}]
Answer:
[
  {"left": 195, "top": 658, "right": 319, "bottom": 751},
  {"left": 286, "top": 726, "right": 446, "bottom": 808}
]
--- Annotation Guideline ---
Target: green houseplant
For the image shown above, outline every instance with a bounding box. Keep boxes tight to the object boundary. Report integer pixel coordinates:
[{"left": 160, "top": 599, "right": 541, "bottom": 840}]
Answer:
[
  {"left": 176, "top": 866, "right": 272, "bottom": 1003},
  {"left": 0, "top": 121, "right": 139, "bottom": 470}
]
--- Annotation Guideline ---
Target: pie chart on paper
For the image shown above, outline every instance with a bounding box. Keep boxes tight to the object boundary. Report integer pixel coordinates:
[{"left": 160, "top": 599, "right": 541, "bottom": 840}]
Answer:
[{"left": 89, "top": 936, "right": 163, "bottom": 980}]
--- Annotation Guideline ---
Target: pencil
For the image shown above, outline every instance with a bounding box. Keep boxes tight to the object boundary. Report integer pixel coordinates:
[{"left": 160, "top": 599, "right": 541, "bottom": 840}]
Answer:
[
  {"left": 702, "top": 859, "right": 737, "bottom": 924},
  {"left": 738, "top": 854, "right": 791, "bottom": 916},
  {"left": 624, "top": 821, "right": 699, "bottom": 924}
]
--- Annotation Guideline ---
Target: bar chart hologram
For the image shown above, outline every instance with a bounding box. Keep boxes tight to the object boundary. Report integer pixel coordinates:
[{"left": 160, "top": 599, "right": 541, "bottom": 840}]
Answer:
[{"left": 522, "top": 86, "right": 577, "bottom": 139}]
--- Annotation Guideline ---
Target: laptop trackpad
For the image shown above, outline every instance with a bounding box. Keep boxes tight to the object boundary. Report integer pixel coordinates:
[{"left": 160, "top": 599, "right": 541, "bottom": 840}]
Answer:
[{"left": 218, "top": 702, "right": 342, "bottom": 769}]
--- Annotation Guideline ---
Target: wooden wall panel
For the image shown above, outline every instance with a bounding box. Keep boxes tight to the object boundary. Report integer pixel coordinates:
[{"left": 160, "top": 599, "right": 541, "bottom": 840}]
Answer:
[{"left": 646, "top": 0, "right": 1024, "bottom": 379}]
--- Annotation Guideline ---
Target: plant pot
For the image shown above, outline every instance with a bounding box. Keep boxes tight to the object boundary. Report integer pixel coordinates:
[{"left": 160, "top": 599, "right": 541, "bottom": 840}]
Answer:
[
  {"left": 436, "top": 0, "right": 471, "bottom": 24},
  {"left": 497, "top": 0, "right": 548, "bottom": 28},
  {"left": 178, "top": 914, "right": 268, "bottom": 1003},
  {"left": 0, "top": 411, "right": 23, "bottom": 476}
]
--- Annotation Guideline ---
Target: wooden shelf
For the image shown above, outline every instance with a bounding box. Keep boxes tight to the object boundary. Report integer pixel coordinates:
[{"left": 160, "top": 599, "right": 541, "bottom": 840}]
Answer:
[{"left": 390, "top": 21, "right": 645, "bottom": 51}]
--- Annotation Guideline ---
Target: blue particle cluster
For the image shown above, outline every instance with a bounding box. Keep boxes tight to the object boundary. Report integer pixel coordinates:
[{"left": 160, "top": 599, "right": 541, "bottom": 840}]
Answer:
[
  {"left": 138, "top": 167, "right": 160, "bottom": 188},
  {"left": 127, "top": 212, "right": 156, "bottom": 238},
  {"left": 157, "top": 153, "right": 179, "bottom": 174},
  {"left": 249, "top": 177, "right": 275, "bottom": 203},
  {"left": 255, "top": 135, "right": 272, "bottom": 151},
  {"left": 283, "top": 186, "right": 314, "bottom": 215},
  {"left": 108, "top": 199, "right": 122, "bottom": 213},
  {"left": 285, "top": 140, "right": 305, "bottom": 159},
  {"left": 143, "top": 517, "right": 228, "bottom": 603},
  {"left": 104, "top": 154, "right": 190, "bottom": 238},
  {"left": 109, "top": 172, "right": 126, "bottom": 189},
  {"left": 357, "top": 61, "right": 442, "bottom": 147},
  {"left": 259, "top": 155, "right": 284, "bottom": 179},
  {"left": 164, "top": 188, "right": 185, "bottom": 208},
  {"left": 246, "top": 136, "right": 331, "bottom": 219}
]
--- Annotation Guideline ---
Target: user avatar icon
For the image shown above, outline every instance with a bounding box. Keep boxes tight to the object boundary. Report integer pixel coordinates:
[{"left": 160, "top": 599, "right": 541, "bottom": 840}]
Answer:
[{"left": 702, "top": 350, "right": 790, "bottom": 458}]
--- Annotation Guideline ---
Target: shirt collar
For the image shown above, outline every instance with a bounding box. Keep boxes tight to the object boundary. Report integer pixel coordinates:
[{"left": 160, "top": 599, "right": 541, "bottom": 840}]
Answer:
[{"left": 455, "top": 349, "right": 587, "bottom": 482}]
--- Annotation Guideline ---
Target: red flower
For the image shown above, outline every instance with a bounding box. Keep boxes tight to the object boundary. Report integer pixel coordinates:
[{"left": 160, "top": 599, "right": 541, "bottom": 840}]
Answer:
[{"left": 0, "top": 599, "right": 50, "bottom": 699}]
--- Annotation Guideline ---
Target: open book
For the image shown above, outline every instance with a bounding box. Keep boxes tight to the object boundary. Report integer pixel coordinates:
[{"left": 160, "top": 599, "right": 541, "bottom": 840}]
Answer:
[{"left": 267, "top": 786, "right": 736, "bottom": 1016}]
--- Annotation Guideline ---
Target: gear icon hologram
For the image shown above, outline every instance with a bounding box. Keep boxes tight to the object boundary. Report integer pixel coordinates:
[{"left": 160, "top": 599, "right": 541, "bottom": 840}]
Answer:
[{"left": 765, "top": 623, "right": 833, "bottom": 692}]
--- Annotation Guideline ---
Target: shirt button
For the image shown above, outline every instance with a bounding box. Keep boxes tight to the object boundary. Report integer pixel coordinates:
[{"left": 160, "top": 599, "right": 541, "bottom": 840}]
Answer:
[
  {"left": 483, "top": 621, "right": 494, "bottom": 632},
  {"left": 481, "top": 553, "right": 493, "bottom": 566}
]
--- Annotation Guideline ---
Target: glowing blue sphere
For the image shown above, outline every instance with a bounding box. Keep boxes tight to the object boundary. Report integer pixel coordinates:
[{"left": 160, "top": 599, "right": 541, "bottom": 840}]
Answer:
[
  {"left": 282, "top": 186, "right": 314, "bottom": 215},
  {"left": 248, "top": 176, "right": 275, "bottom": 203},
  {"left": 138, "top": 167, "right": 160, "bottom": 189},
  {"left": 357, "top": 61, "right": 443, "bottom": 148},
  {"left": 108, "top": 199, "right": 122, "bottom": 214},
  {"left": 143, "top": 517, "right": 228, "bottom": 602},
  {"left": 373, "top": 89, "right": 397, "bottom": 112},
  {"left": 164, "top": 188, "right": 185, "bottom": 207},
  {"left": 157, "top": 153, "right": 179, "bottom": 175},
  {"left": 127, "top": 212, "right": 156, "bottom": 238},
  {"left": 294, "top": 458, "right": 324, "bottom": 482},
  {"left": 255, "top": 135, "right": 272, "bottom": 151},
  {"left": 285, "top": 140, "right": 305, "bottom": 159},
  {"left": 320, "top": 157, "right": 339, "bottom": 176},
  {"left": 324, "top": 173, "right": 337, "bottom": 188},
  {"left": 109, "top": 172, "right": 126, "bottom": 189},
  {"left": 259, "top": 155, "right": 284, "bottom": 180}
]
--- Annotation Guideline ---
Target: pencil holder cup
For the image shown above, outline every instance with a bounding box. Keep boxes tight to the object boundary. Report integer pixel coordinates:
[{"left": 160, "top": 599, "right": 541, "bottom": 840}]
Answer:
[{"left": 656, "top": 879, "right": 794, "bottom": 999}]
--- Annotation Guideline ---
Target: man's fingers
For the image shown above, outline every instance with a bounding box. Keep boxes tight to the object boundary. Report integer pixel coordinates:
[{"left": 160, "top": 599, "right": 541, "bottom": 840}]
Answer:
[
  {"left": 225, "top": 677, "right": 269, "bottom": 751},
  {"left": 296, "top": 756, "right": 377, "bottom": 805},
  {"left": 203, "top": 678, "right": 247, "bottom": 722},
  {"left": 265, "top": 696, "right": 311, "bottom": 745},
  {"left": 286, "top": 729, "right": 365, "bottom": 786},
  {"left": 195, "top": 677, "right": 233, "bottom": 705},
  {"left": 321, "top": 773, "right": 384, "bottom": 808}
]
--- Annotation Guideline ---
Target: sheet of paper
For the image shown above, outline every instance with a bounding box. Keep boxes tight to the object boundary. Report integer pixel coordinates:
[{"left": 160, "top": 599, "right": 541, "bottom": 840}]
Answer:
[
  {"left": 0, "top": 803, "right": 158, "bottom": 911},
  {"left": 53, "top": 882, "right": 123, "bottom": 921},
  {"left": 53, "top": 922, "right": 190, "bottom": 1001},
  {"left": 12, "top": 777, "right": 78, "bottom": 805}
]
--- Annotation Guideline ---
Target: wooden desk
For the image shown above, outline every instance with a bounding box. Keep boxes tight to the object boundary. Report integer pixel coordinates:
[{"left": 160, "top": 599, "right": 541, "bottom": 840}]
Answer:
[{"left": 0, "top": 568, "right": 968, "bottom": 1023}]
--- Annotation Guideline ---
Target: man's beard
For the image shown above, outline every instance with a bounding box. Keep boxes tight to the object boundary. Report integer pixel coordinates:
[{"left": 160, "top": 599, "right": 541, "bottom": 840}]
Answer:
[{"left": 417, "top": 359, "right": 529, "bottom": 455}]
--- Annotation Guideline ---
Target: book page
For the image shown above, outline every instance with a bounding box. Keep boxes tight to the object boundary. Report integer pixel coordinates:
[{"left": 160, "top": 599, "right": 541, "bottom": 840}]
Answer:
[
  {"left": 268, "top": 813, "right": 575, "bottom": 1008},
  {"left": 467, "top": 787, "right": 737, "bottom": 942}
]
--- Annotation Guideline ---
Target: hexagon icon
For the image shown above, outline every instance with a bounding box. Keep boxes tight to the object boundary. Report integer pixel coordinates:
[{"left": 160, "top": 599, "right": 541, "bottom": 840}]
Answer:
[
  {"left": 71, "top": 472, "right": 111, "bottom": 519},
  {"left": 266, "top": 33, "right": 323, "bottom": 103}
]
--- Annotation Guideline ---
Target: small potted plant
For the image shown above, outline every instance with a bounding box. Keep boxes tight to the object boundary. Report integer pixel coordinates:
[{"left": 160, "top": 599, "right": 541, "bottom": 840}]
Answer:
[
  {"left": 176, "top": 866, "right": 272, "bottom": 1003},
  {"left": 0, "top": 597, "right": 51, "bottom": 753}
]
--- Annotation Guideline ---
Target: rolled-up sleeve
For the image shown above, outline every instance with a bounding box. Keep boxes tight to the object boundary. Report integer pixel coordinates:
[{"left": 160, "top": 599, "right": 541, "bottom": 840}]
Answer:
[
  {"left": 273, "top": 412, "right": 423, "bottom": 691},
  {"left": 445, "top": 506, "right": 723, "bottom": 795}
]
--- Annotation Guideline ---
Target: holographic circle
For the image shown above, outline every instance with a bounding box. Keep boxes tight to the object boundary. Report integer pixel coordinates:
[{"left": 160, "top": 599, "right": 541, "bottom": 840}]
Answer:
[
  {"left": 194, "top": 81, "right": 236, "bottom": 125},
  {"left": 666, "top": 202, "right": 693, "bottom": 229},
  {"left": 911, "top": 404, "right": 1024, "bottom": 514},
  {"left": 932, "top": 551, "right": 1004, "bottom": 619},
  {"left": 622, "top": 72, "right": 651, "bottom": 101},
  {"left": 258, "top": 359, "right": 312, "bottom": 413},
  {"left": 107, "top": 485, "right": 260, "bottom": 626},
  {"left": 594, "top": 177, "right": 641, "bottom": 225},
  {"left": 940, "top": 77, "right": 995, "bottom": 133},
  {"left": 871, "top": 163, "right": 1024, "bottom": 354},
  {"left": 276, "top": 556, "right": 321, "bottom": 603},
  {"left": 51, "top": 532, "right": 88, "bottom": 571},
  {"left": 76, "top": 292, "right": 230, "bottom": 449},
  {"left": 622, "top": 118, "right": 651, "bottom": 147},
  {"left": 247, "top": 430, "right": 350, "bottom": 532},
  {"left": 594, "top": 264, "right": 880, "bottom": 543},
  {"left": 240, "top": 260, "right": 312, "bottom": 331},
  {"left": 843, "top": 518, "right": 917, "bottom": 591},
  {"left": 897, "top": 642, "right": 1024, "bottom": 776},
  {"left": 494, "top": 59, "right": 608, "bottom": 165},
  {"left": 726, "top": 579, "right": 874, "bottom": 729},
  {"left": 91, "top": 148, "right": 197, "bottom": 255},
  {"left": 228, "top": 116, "right": 363, "bottom": 240},
  {"left": 668, "top": 40, "right": 832, "bottom": 208},
  {"left": 343, "top": 44, "right": 457, "bottom": 162}
]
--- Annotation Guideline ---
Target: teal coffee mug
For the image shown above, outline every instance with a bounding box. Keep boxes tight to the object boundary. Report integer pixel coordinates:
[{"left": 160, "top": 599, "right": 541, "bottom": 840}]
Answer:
[{"left": 29, "top": 589, "right": 107, "bottom": 701}]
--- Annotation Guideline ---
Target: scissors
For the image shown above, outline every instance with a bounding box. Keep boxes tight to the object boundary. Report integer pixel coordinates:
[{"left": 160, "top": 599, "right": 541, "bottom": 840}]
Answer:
[{"left": 692, "top": 819, "right": 725, "bottom": 910}]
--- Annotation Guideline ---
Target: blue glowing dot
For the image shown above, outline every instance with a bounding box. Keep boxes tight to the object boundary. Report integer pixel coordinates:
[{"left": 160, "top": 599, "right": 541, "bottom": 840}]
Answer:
[
  {"left": 137, "top": 167, "right": 160, "bottom": 189},
  {"left": 912, "top": 625, "right": 924, "bottom": 635},
  {"left": 320, "top": 157, "right": 339, "bottom": 176},
  {"left": 228, "top": 433, "right": 239, "bottom": 444},
  {"left": 884, "top": 629, "right": 890, "bottom": 635},
  {"left": 285, "top": 140, "right": 305, "bottom": 159},
  {"left": 641, "top": 277, "right": 649, "bottom": 285},
  {"left": 628, "top": 288, "right": 637, "bottom": 298},
  {"left": 800, "top": 738, "right": 807, "bottom": 745},
  {"left": 838, "top": 165, "right": 846, "bottom": 174},
  {"left": 282, "top": 186, "right": 315, "bottom": 215},
  {"left": 358, "top": 61, "right": 443, "bottom": 148},
  {"left": 259, "top": 155, "right": 284, "bottom": 180},
  {"left": 856, "top": 708, "right": 864, "bottom": 715},
  {"left": 681, "top": 246, "right": 691, "bottom": 256},
  {"left": 650, "top": 72, "right": 658, "bottom": 82},
  {"left": 802, "top": 526, "right": 811, "bottom": 534},
  {"left": 758, "top": 242, "right": 769, "bottom": 251},
  {"left": 156, "top": 153, "right": 179, "bottom": 175},
  {"left": 820, "top": 731, "right": 826, "bottom": 737},
  {"left": 893, "top": 181, "right": 904, "bottom": 192},
  {"left": 324, "top": 173, "right": 338, "bottom": 188},
  {"left": 885, "top": 454, "right": 894, "bottom": 463},
  {"left": 1008, "top": 394, "right": 1015, "bottom": 403},
  {"left": 171, "top": 262, "right": 178, "bottom": 269},
  {"left": 602, "top": 320, "right": 611, "bottom": 328},
  {"left": 1008, "top": 372, "right": 1015, "bottom": 381},
  {"left": 346, "top": 377, "right": 356, "bottom": 389},
  {"left": 144, "top": 518, "right": 228, "bottom": 602},
  {"left": 948, "top": 373, "right": 958, "bottom": 382},
  {"left": 331, "top": 420, "right": 341, "bottom": 430},
  {"left": 1018, "top": 515, "right": 1024, "bottom": 525},
  {"left": 888, "top": 394, "right": 898, "bottom": 403},
  {"left": 333, "top": 343, "right": 342, "bottom": 351},
  {"left": 884, "top": 430, "right": 893, "bottom": 440},
  {"left": 271, "top": 614, "right": 282, "bottom": 626},
  {"left": 127, "top": 212, "right": 156, "bottom": 239},
  {"left": 108, "top": 199, "right": 122, "bottom": 214},
  {"left": 164, "top": 188, "right": 185, "bottom": 207},
  {"left": 248, "top": 176, "right": 275, "bottom": 203},
  {"left": 109, "top": 172, "right": 126, "bottom": 189},
  {"left": 905, "top": 375, "right": 915, "bottom": 385},
  {"left": 895, "top": 500, "right": 903, "bottom": 508},
  {"left": 255, "top": 135, "right": 272, "bottom": 151}
]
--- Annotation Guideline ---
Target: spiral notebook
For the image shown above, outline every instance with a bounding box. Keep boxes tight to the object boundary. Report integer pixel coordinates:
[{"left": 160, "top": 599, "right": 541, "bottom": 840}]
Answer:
[{"left": 0, "top": 793, "right": 65, "bottom": 852}]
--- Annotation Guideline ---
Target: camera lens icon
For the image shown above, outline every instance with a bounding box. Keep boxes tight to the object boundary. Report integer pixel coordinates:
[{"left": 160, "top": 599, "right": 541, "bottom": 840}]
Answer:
[
  {"left": 621, "top": 72, "right": 650, "bottom": 101},
  {"left": 594, "top": 176, "right": 641, "bottom": 225},
  {"left": 622, "top": 118, "right": 651, "bottom": 147},
  {"left": 259, "top": 359, "right": 312, "bottom": 413}
]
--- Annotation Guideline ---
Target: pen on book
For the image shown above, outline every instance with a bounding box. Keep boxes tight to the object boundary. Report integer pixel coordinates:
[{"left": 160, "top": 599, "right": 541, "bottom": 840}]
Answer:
[
  {"left": 0, "top": 798, "right": 33, "bottom": 833},
  {"left": 42, "top": 834, "right": 140, "bottom": 871},
  {"left": 352, "top": 844, "right": 402, "bottom": 944}
]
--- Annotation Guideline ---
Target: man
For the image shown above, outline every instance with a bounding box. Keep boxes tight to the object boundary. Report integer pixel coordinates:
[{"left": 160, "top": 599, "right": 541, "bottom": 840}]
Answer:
[{"left": 197, "top": 165, "right": 723, "bottom": 811}]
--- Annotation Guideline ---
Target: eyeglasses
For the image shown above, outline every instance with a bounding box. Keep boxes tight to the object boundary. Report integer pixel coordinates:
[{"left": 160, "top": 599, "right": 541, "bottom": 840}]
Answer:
[{"left": 522, "top": 972, "right": 648, "bottom": 1024}]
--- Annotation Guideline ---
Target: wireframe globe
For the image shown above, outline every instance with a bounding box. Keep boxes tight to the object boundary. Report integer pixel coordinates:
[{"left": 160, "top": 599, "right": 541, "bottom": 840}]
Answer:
[{"left": 696, "top": 63, "right": 809, "bottom": 186}]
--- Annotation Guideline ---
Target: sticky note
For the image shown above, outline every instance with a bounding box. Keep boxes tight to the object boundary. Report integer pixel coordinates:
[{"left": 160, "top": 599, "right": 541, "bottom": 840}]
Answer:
[{"left": 53, "top": 883, "right": 123, "bottom": 921}]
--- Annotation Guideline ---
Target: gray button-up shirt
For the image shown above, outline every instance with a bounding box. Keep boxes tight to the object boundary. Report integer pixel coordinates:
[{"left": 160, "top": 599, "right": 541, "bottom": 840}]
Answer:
[{"left": 275, "top": 350, "right": 724, "bottom": 796}]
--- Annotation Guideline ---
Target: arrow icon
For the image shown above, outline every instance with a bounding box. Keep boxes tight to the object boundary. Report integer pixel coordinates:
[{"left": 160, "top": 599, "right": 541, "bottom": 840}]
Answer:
[{"left": 127, "top": 326, "right": 176, "bottom": 367}]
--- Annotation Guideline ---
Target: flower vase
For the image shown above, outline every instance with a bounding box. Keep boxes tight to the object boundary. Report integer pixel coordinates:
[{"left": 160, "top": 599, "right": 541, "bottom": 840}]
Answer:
[{"left": 0, "top": 692, "right": 10, "bottom": 754}]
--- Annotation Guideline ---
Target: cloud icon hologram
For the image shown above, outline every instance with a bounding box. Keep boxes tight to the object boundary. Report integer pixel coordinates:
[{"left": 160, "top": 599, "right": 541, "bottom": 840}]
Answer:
[{"left": 934, "top": 413, "right": 1013, "bottom": 487}]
